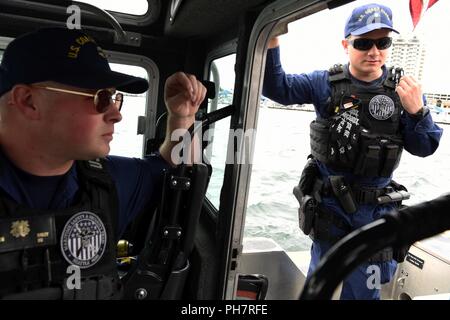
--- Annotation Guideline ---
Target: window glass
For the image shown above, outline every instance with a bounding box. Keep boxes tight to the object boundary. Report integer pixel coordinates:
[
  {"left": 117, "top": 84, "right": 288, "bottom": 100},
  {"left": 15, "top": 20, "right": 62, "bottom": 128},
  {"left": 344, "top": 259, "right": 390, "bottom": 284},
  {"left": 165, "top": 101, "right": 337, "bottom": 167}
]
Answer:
[
  {"left": 205, "top": 54, "right": 236, "bottom": 209},
  {"left": 109, "top": 63, "right": 148, "bottom": 158},
  {"left": 75, "top": 0, "right": 148, "bottom": 15}
]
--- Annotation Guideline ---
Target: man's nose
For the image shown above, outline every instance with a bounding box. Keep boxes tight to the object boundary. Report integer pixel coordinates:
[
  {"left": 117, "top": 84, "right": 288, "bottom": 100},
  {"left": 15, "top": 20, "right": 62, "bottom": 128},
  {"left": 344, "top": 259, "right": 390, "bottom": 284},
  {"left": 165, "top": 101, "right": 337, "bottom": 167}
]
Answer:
[
  {"left": 104, "top": 103, "right": 123, "bottom": 123},
  {"left": 367, "top": 43, "right": 380, "bottom": 55}
]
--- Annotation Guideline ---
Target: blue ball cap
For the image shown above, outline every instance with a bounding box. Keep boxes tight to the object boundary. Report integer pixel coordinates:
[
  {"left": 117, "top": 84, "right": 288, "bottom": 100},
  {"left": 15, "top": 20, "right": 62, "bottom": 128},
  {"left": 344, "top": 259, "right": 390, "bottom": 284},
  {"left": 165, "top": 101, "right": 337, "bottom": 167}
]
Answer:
[
  {"left": 344, "top": 3, "right": 399, "bottom": 38},
  {"left": 0, "top": 27, "right": 149, "bottom": 97}
]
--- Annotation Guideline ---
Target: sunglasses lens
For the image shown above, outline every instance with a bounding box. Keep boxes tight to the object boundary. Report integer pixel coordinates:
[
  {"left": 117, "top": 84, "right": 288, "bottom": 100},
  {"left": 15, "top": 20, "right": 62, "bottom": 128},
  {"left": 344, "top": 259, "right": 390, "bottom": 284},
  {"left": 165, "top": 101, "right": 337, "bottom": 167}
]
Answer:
[
  {"left": 95, "top": 89, "right": 113, "bottom": 113},
  {"left": 351, "top": 37, "right": 392, "bottom": 51},
  {"left": 353, "top": 38, "right": 373, "bottom": 51},
  {"left": 376, "top": 37, "right": 392, "bottom": 50}
]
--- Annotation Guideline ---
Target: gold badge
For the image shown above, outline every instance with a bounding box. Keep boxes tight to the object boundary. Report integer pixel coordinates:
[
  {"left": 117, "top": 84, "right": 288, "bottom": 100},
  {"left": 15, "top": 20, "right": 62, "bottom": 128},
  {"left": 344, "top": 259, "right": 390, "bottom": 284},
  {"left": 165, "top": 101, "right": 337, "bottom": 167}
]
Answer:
[{"left": 10, "top": 220, "right": 31, "bottom": 238}]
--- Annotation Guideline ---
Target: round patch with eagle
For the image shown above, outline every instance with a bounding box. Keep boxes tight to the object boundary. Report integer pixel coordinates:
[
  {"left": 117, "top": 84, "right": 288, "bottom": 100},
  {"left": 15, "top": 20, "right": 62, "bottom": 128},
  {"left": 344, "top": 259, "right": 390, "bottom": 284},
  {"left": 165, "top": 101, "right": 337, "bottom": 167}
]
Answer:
[
  {"left": 60, "top": 211, "right": 107, "bottom": 269},
  {"left": 368, "top": 95, "right": 395, "bottom": 120}
]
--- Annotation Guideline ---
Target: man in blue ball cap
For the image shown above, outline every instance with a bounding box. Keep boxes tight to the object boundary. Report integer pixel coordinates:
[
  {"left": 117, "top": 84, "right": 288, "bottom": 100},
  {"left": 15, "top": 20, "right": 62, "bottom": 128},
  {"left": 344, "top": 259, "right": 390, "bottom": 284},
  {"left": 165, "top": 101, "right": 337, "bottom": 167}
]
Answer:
[
  {"left": 263, "top": 3, "right": 443, "bottom": 299},
  {"left": 344, "top": 3, "right": 399, "bottom": 38}
]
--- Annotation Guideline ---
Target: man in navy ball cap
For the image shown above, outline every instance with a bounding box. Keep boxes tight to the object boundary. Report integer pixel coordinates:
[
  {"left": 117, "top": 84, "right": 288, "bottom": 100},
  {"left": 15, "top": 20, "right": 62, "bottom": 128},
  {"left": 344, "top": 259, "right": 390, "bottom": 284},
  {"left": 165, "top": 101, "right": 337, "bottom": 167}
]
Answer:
[
  {"left": 0, "top": 27, "right": 206, "bottom": 299},
  {"left": 0, "top": 27, "right": 149, "bottom": 96},
  {"left": 263, "top": 3, "right": 442, "bottom": 299}
]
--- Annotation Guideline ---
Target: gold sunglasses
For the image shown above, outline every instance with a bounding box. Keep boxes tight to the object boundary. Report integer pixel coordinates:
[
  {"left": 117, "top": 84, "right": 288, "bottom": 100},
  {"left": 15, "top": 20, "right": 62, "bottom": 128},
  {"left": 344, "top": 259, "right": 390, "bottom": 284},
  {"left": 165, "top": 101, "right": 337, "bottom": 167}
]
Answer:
[{"left": 33, "top": 85, "right": 124, "bottom": 113}]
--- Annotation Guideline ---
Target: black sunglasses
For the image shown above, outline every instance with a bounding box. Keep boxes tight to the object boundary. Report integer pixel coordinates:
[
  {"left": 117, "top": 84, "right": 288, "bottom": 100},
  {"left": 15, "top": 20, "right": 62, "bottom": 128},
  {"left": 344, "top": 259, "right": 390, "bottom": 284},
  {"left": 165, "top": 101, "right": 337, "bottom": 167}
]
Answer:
[
  {"left": 347, "top": 37, "right": 392, "bottom": 51},
  {"left": 33, "top": 86, "right": 124, "bottom": 113}
]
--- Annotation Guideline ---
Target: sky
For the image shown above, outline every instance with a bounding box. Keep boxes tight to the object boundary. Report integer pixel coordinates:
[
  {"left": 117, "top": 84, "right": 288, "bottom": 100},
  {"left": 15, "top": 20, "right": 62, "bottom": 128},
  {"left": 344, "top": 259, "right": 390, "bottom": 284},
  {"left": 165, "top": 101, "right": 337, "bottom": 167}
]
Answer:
[{"left": 279, "top": 0, "right": 450, "bottom": 94}]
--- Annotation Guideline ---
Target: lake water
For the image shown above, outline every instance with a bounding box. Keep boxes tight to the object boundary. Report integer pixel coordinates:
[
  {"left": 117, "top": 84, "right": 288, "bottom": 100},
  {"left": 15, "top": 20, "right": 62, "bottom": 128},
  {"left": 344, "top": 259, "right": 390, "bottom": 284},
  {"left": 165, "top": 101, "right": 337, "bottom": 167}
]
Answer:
[
  {"left": 112, "top": 104, "right": 450, "bottom": 254},
  {"left": 244, "top": 107, "right": 450, "bottom": 252}
]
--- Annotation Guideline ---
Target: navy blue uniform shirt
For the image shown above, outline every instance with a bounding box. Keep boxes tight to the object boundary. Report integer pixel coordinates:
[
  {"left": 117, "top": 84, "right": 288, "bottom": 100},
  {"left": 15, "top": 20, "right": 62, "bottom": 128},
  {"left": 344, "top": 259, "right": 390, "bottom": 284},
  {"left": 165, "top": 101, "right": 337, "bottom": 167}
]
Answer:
[
  {"left": 263, "top": 47, "right": 443, "bottom": 188},
  {"left": 0, "top": 150, "right": 170, "bottom": 237}
]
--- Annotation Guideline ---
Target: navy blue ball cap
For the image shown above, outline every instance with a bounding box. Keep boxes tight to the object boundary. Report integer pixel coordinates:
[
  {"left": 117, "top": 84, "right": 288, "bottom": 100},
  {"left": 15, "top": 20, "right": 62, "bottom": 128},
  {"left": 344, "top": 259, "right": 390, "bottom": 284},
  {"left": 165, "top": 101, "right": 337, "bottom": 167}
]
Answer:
[
  {"left": 0, "top": 27, "right": 149, "bottom": 96},
  {"left": 344, "top": 3, "right": 399, "bottom": 38}
]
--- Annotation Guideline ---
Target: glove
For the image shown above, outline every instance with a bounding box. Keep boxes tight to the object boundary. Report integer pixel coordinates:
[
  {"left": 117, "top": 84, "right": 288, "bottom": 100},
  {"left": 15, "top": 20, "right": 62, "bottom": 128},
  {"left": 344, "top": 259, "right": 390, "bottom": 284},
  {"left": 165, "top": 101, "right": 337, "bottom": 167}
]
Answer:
[
  {"left": 329, "top": 109, "right": 360, "bottom": 167},
  {"left": 297, "top": 158, "right": 319, "bottom": 196}
]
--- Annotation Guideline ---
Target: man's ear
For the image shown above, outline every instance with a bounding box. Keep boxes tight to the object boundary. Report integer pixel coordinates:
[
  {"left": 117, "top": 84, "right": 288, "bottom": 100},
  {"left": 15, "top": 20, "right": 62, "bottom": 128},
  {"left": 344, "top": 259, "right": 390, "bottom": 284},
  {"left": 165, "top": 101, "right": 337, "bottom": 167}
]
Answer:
[
  {"left": 9, "top": 85, "right": 41, "bottom": 120},
  {"left": 342, "top": 39, "right": 349, "bottom": 54}
]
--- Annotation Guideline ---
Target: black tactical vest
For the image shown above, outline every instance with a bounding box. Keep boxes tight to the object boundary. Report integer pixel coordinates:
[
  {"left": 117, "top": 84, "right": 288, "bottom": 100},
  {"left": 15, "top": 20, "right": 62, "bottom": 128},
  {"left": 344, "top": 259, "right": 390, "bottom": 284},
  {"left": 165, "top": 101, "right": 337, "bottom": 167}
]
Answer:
[
  {"left": 0, "top": 159, "right": 122, "bottom": 299},
  {"left": 310, "top": 64, "right": 404, "bottom": 177}
]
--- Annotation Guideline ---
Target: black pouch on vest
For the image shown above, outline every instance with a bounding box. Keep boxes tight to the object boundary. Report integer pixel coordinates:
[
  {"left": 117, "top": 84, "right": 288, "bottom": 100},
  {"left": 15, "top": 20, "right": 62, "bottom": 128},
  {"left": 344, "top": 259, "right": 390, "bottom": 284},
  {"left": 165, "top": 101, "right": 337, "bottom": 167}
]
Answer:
[
  {"left": 293, "top": 159, "right": 319, "bottom": 235},
  {"left": 329, "top": 176, "right": 357, "bottom": 214},
  {"left": 297, "top": 194, "right": 316, "bottom": 236},
  {"left": 298, "top": 158, "right": 319, "bottom": 196},
  {"left": 354, "top": 138, "right": 382, "bottom": 177},
  {"left": 379, "top": 143, "right": 403, "bottom": 177}
]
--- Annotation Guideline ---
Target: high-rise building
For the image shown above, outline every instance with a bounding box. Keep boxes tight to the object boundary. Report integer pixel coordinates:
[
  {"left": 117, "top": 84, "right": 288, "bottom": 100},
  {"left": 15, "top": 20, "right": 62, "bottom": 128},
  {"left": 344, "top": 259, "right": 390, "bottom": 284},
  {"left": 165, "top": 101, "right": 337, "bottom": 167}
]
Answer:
[
  {"left": 424, "top": 93, "right": 450, "bottom": 108},
  {"left": 386, "top": 35, "right": 426, "bottom": 82}
]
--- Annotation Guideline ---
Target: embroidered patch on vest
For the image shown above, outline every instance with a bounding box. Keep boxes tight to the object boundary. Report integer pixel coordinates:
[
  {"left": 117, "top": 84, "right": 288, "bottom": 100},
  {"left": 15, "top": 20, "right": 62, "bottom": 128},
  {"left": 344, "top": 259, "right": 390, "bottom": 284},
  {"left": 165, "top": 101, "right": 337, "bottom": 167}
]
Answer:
[
  {"left": 60, "top": 211, "right": 107, "bottom": 269},
  {"left": 368, "top": 95, "right": 395, "bottom": 120}
]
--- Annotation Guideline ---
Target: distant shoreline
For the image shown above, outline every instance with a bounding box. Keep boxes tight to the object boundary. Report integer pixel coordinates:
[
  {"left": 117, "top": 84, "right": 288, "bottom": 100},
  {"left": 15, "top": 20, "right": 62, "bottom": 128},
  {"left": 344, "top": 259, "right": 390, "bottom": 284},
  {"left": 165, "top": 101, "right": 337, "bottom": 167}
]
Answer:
[{"left": 265, "top": 106, "right": 315, "bottom": 112}]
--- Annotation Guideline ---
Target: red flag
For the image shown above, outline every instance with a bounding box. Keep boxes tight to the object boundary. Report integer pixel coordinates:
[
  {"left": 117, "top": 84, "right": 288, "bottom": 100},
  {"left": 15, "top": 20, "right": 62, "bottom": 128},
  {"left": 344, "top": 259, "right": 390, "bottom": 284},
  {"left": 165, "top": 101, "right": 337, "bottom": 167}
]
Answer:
[
  {"left": 427, "top": 0, "right": 439, "bottom": 9},
  {"left": 410, "top": 0, "right": 440, "bottom": 29},
  {"left": 410, "top": 0, "right": 423, "bottom": 28}
]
